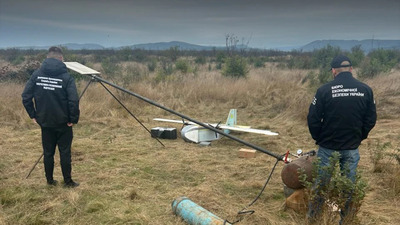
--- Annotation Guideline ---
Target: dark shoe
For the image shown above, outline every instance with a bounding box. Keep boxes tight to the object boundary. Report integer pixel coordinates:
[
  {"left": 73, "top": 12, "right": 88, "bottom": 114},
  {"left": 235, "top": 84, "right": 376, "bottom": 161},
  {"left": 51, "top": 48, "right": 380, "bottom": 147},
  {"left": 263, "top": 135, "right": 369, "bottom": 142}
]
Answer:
[
  {"left": 64, "top": 180, "right": 79, "bottom": 188},
  {"left": 47, "top": 180, "right": 58, "bottom": 186}
]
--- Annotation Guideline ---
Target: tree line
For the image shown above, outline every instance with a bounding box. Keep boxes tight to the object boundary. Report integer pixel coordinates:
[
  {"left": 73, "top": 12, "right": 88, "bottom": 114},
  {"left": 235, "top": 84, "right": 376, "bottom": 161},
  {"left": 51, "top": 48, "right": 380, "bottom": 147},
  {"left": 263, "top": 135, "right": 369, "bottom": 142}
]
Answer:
[{"left": 1, "top": 45, "right": 399, "bottom": 83}]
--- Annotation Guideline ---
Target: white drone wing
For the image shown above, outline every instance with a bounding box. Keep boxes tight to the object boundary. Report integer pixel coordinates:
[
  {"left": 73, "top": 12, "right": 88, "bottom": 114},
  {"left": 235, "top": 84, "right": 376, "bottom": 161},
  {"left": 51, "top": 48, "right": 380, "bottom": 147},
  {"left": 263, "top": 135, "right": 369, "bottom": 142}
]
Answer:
[
  {"left": 153, "top": 118, "right": 196, "bottom": 125},
  {"left": 218, "top": 124, "right": 278, "bottom": 136},
  {"left": 154, "top": 118, "right": 278, "bottom": 136}
]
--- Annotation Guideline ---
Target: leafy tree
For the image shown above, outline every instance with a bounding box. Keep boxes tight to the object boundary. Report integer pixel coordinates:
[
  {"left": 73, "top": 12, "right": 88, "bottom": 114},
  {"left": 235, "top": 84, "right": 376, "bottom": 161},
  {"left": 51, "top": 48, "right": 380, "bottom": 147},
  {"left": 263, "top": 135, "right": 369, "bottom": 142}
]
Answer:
[
  {"left": 166, "top": 46, "right": 179, "bottom": 62},
  {"left": 287, "top": 55, "right": 314, "bottom": 69},
  {"left": 119, "top": 47, "right": 133, "bottom": 61},
  {"left": 132, "top": 49, "right": 147, "bottom": 62},
  {"left": 348, "top": 45, "right": 365, "bottom": 67},
  {"left": 312, "top": 45, "right": 343, "bottom": 70},
  {"left": 358, "top": 49, "right": 400, "bottom": 79},
  {"left": 312, "top": 45, "right": 343, "bottom": 84}
]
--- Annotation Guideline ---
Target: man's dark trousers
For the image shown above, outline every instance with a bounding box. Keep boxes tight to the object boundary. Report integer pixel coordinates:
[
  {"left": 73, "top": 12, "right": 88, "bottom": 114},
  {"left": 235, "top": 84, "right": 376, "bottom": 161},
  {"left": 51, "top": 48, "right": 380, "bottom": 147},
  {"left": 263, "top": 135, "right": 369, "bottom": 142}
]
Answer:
[{"left": 41, "top": 125, "right": 73, "bottom": 183}]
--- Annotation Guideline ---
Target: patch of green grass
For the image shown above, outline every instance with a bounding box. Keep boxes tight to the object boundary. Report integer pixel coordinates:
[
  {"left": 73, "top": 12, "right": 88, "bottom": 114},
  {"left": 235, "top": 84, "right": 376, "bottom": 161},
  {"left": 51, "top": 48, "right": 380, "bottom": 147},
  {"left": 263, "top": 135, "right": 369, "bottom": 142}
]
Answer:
[
  {"left": 272, "top": 191, "right": 285, "bottom": 201},
  {"left": 85, "top": 200, "right": 106, "bottom": 213}
]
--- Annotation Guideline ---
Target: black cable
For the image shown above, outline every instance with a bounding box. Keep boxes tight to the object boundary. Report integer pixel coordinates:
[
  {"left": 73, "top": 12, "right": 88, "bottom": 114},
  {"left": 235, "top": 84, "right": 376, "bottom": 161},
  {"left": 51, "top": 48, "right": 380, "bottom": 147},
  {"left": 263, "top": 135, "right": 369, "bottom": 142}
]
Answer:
[
  {"left": 88, "top": 75, "right": 284, "bottom": 161},
  {"left": 98, "top": 82, "right": 165, "bottom": 147},
  {"left": 224, "top": 158, "right": 280, "bottom": 224}
]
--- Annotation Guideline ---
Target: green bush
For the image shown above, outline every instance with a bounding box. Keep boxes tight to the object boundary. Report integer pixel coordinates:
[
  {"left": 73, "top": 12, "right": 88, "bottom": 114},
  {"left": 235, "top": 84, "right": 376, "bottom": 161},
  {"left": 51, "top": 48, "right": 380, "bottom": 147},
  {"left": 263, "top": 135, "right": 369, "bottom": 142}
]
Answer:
[
  {"left": 301, "top": 152, "right": 367, "bottom": 224},
  {"left": 222, "top": 55, "right": 249, "bottom": 78},
  {"left": 284, "top": 45, "right": 343, "bottom": 71},
  {"left": 312, "top": 45, "right": 343, "bottom": 70},
  {"left": 194, "top": 56, "right": 206, "bottom": 65},
  {"left": 369, "top": 141, "right": 391, "bottom": 173},
  {"left": 317, "top": 68, "right": 333, "bottom": 85},
  {"left": 121, "top": 64, "right": 146, "bottom": 85},
  {"left": 11, "top": 55, "right": 25, "bottom": 65},
  {"left": 132, "top": 49, "right": 147, "bottom": 62},
  {"left": 252, "top": 57, "right": 265, "bottom": 68},
  {"left": 310, "top": 45, "right": 346, "bottom": 85},
  {"left": 348, "top": 45, "right": 365, "bottom": 67},
  {"left": 147, "top": 58, "right": 157, "bottom": 72},
  {"left": 358, "top": 49, "right": 400, "bottom": 79},
  {"left": 287, "top": 55, "right": 314, "bottom": 69},
  {"left": 118, "top": 47, "right": 133, "bottom": 61},
  {"left": 166, "top": 46, "right": 179, "bottom": 62},
  {"left": 175, "top": 59, "right": 190, "bottom": 73},
  {"left": 101, "top": 58, "right": 121, "bottom": 77},
  {"left": 154, "top": 60, "right": 174, "bottom": 82},
  {"left": 303, "top": 71, "right": 320, "bottom": 88},
  {"left": 2, "top": 48, "right": 24, "bottom": 63},
  {"left": 215, "top": 52, "right": 226, "bottom": 64},
  {"left": 115, "top": 47, "right": 147, "bottom": 62},
  {"left": 366, "top": 141, "right": 400, "bottom": 197}
]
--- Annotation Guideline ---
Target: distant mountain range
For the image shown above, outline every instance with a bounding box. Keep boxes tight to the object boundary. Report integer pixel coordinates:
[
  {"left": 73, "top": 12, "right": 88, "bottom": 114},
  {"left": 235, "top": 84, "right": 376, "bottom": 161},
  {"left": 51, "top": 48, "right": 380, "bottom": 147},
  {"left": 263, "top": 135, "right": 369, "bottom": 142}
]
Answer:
[
  {"left": 126, "top": 41, "right": 218, "bottom": 51},
  {"left": 14, "top": 43, "right": 105, "bottom": 50},
  {"left": 300, "top": 39, "right": 400, "bottom": 52},
  {"left": 10, "top": 39, "right": 400, "bottom": 52}
]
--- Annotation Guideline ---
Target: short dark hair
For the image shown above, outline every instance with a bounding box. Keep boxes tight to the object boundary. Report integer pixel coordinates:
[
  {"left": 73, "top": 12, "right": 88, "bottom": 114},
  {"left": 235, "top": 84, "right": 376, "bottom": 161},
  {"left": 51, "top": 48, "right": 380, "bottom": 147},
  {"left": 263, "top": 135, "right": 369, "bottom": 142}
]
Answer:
[
  {"left": 47, "top": 46, "right": 63, "bottom": 59},
  {"left": 48, "top": 46, "right": 63, "bottom": 54}
]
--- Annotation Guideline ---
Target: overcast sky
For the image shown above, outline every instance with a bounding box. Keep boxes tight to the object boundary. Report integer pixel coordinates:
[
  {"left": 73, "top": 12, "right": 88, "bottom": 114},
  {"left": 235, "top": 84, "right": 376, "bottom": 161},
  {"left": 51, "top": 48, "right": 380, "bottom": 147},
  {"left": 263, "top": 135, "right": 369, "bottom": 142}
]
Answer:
[{"left": 1, "top": 0, "right": 399, "bottom": 49}]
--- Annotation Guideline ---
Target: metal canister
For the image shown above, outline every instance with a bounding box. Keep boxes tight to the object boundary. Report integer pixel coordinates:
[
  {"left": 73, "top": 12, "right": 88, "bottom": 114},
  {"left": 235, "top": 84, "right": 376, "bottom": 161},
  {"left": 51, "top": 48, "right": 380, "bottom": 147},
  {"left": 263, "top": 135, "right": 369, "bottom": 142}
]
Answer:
[
  {"left": 281, "top": 155, "right": 314, "bottom": 189},
  {"left": 171, "top": 196, "right": 230, "bottom": 225}
]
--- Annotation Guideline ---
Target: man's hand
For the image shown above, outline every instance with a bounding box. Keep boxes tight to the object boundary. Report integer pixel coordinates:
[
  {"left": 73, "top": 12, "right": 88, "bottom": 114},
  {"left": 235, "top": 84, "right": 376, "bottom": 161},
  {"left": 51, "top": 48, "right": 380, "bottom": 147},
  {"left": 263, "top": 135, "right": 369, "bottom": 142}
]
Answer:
[
  {"left": 32, "top": 118, "right": 37, "bottom": 124},
  {"left": 67, "top": 123, "right": 73, "bottom": 127}
]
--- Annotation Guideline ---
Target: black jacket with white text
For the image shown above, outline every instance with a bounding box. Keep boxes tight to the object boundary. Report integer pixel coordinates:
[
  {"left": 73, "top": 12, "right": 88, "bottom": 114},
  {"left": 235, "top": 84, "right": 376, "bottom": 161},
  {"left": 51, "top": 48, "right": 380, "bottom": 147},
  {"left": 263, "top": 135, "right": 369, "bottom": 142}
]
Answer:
[
  {"left": 22, "top": 58, "right": 80, "bottom": 127},
  {"left": 307, "top": 72, "right": 376, "bottom": 150}
]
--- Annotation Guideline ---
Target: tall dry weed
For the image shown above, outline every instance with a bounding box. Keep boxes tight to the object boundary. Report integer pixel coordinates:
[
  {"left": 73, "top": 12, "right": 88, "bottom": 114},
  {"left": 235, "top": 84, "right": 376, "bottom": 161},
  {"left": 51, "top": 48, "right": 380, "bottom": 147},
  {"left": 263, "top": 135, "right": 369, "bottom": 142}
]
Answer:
[
  {"left": 76, "top": 66, "right": 313, "bottom": 125},
  {"left": 1, "top": 62, "right": 400, "bottom": 224},
  {"left": 365, "top": 70, "right": 400, "bottom": 119},
  {"left": 5, "top": 65, "right": 396, "bottom": 129},
  {"left": 0, "top": 82, "right": 32, "bottom": 127}
]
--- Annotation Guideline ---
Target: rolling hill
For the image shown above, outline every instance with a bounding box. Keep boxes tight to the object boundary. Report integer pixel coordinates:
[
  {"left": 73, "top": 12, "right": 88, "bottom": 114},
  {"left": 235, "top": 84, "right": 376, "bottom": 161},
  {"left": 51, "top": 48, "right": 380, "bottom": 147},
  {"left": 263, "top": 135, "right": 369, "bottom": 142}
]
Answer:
[
  {"left": 7, "top": 40, "right": 400, "bottom": 52},
  {"left": 300, "top": 39, "right": 400, "bottom": 52}
]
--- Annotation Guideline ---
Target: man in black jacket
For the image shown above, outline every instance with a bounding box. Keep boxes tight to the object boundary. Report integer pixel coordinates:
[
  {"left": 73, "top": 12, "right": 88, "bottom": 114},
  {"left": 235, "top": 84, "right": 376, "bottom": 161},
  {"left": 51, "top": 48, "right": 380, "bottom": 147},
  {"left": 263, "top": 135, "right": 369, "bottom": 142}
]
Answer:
[
  {"left": 307, "top": 55, "right": 376, "bottom": 223},
  {"left": 22, "top": 46, "right": 80, "bottom": 188}
]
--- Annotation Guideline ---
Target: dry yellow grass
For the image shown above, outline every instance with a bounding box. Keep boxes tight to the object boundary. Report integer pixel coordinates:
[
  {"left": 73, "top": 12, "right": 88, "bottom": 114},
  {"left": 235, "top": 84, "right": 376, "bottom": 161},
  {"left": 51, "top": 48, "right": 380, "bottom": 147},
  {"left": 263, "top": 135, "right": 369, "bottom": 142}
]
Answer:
[{"left": 0, "top": 64, "right": 399, "bottom": 225}]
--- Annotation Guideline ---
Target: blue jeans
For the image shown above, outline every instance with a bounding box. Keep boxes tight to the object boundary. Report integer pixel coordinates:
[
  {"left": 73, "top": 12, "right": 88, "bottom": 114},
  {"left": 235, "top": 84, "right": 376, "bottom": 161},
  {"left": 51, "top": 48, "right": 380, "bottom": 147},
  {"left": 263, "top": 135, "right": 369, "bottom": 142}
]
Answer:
[{"left": 307, "top": 146, "right": 360, "bottom": 222}]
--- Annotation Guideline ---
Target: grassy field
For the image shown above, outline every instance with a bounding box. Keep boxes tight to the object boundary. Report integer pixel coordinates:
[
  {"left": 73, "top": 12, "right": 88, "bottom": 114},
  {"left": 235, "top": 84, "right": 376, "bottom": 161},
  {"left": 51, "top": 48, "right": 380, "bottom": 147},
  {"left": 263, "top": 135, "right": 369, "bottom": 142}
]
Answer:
[{"left": 0, "top": 64, "right": 399, "bottom": 225}]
